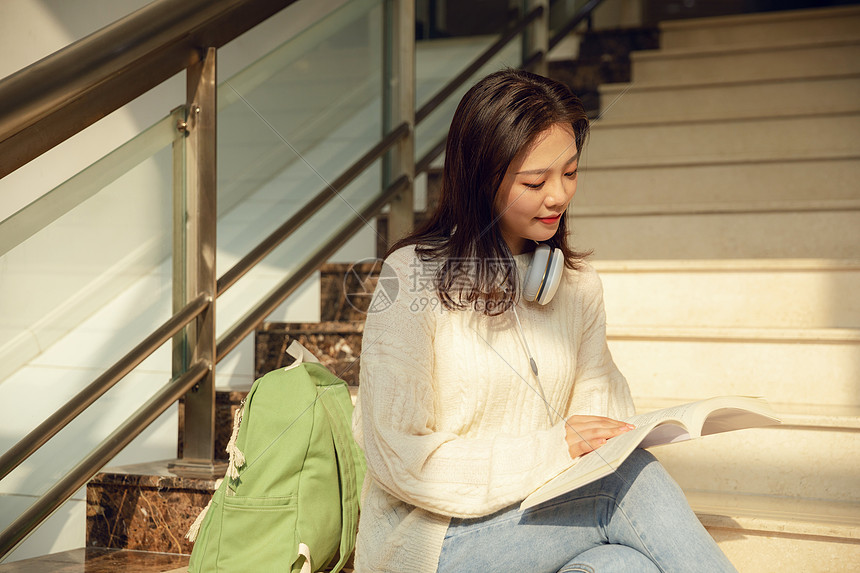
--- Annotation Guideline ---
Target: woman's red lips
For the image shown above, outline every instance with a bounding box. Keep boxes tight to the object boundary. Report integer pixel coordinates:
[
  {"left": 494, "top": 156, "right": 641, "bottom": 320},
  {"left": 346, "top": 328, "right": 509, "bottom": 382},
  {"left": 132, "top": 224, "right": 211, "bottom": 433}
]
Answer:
[{"left": 536, "top": 214, "right": 562, "bottom": 224}]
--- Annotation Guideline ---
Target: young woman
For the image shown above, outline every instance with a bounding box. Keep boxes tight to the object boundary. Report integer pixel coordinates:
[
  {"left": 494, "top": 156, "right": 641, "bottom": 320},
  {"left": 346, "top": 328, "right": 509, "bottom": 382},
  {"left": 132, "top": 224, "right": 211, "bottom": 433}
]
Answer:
[{"left": 352, "top": 69, "right": 736, "bottom": 572}]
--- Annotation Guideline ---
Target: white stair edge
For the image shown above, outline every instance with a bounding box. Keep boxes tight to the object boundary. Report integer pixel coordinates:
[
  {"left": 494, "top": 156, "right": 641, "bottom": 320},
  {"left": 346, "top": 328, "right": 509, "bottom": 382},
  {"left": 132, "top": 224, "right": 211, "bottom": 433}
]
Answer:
[
  {"left": 599, "top": 72, "right": 860, "bottom": 95},
  {"left": 631, "top": 33, "right": 860, "bottom": 62},
  {"left": 634, "top": 397, "right": 860, "bottom": 430},
  {"left": 606, "top": 325, "right": 860, "bottom": 344},
  {"left": 659, "top": 4, "right": 860, "bottom": 34},
  {"left": 593, "top": 258, "right": 860, "bottom": 273},
  {"left": 590, "top": 108, "right": 860, "bottom": 130},
  {"left": 688, "top": 491, "right": 860, "bottom": 540},
  {"left": 573, "top": 199, "right": 860, "bottom": 218},
  {"left": 582, "top": 150, "right": 860, "bottom": 171},
  {"left": 774, "top": 402, "right": 860, "bottom": 430}
]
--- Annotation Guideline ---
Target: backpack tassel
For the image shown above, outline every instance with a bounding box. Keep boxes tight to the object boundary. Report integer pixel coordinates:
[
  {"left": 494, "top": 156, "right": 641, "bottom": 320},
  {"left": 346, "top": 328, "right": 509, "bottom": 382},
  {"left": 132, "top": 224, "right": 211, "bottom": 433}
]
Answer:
[
  {"left": 186, "top": 478, "right": 223, "bottom": 542},
  {"left": 225, "top": 402, "right": 246, "bottom": 480}
]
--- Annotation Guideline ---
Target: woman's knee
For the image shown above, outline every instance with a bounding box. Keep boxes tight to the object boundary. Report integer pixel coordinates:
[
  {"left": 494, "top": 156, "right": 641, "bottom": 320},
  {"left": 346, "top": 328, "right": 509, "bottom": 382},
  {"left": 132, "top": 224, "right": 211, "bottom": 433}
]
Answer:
[
  {"left": 608, "top": 448, "right": 662, "bottom": 488},
  {"left": 606, "top": 448, "right": 689, "bottom": 510},
  {"left": 623, "top": 447, "right": 658, "bottom": 470},
  {"left": 559, "top": 544, "right": 660, "bottom": 573}
]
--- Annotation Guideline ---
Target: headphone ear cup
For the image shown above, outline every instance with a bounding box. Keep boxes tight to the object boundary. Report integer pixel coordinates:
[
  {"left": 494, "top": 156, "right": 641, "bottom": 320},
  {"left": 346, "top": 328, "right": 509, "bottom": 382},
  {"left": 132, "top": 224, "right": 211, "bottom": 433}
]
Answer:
[
  {"left": 522, "top": 244, "right": 551, "bottom": 302},
  {"left": 536, "top": 248, "right": 563, "bottom": 305}
]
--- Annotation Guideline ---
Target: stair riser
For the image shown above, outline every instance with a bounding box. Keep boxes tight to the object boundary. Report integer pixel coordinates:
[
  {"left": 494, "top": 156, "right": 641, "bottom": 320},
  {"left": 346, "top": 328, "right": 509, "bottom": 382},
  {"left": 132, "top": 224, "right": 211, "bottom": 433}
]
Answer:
[
  {"left": 320, "top": 267, "right": 860, "bottom": 329},
  {"left": 632, "top": 42, "right": 860, "bottom": 85},
  {"left": 610, "top": 337, "right": 860, "bottom": 406},
  {"left": 585, "top": 114, "right": 860, "bottom": 167},
  {"left": 600, "top": 269, "right": 860, "bottom": 329},
  {"left": 660, "top": 8, "right": 860, "bottom": 50},
  {"left": 319, "top": 263, "right": 384, "bottom": 322},
  {"left": 256, "top": 325, "right": 363, "bottom": 384},
  {"left": 598, "top": 76, "right": 860, "bottom": 123},
  {"left": 573, "top": 210, "right": 860, "bottom": 260},
  {"left": 577, "top": 159, "right": 860, "bottom": 208},
  {"left": 652, "top": 425, "right": 860, "bottom": 501}
]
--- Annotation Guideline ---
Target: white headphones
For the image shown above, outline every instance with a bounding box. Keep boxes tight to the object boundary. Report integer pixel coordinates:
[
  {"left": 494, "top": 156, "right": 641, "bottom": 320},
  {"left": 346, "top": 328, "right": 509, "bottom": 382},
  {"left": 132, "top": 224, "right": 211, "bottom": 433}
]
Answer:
[{"left": 521, "top": 244, "right": 564, "bottom": 305}]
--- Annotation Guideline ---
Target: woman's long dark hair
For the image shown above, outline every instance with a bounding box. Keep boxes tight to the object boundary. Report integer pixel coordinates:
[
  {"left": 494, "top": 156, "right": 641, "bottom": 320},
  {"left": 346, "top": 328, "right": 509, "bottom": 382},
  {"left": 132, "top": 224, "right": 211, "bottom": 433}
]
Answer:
[{"left": 390, "top": 69, "right": 591, "bottom": 315}]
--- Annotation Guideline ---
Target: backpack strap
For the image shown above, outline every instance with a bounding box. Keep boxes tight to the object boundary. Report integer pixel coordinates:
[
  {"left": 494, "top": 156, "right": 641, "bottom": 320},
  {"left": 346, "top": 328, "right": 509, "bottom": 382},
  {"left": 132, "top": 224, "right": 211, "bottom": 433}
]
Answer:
[
  {"left": 285, "top": 339, "right": 321, "bottom": 370},
  {"left": 318, "top": 379, "right": 366, "bottom": 573},
  {"left": 287, "top": 342, "right": 365, "bottom": 572}
]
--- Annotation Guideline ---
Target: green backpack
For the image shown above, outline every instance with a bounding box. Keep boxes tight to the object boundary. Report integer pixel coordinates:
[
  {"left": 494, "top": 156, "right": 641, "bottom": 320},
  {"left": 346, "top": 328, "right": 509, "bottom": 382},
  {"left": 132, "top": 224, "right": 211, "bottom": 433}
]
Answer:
[{"left": 186, "top": 341, "right": 365, "bottom": 573}]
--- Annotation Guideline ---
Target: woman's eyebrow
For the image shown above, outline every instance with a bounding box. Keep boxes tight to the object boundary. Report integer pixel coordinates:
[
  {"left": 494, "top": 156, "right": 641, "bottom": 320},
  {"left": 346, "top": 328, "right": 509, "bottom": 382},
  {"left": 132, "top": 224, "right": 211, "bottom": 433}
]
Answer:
[{"left": 515, "top": 152, "right": 579, "bottom": 175}]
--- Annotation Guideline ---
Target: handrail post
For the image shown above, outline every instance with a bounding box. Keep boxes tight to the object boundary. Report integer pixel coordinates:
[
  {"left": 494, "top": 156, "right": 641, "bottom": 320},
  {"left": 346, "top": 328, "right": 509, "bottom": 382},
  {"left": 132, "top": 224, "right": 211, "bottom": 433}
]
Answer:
[
  {"left": 382, "top": 0, "right": 415, "bottom": 251},
  {"left": 523, "top": 0, "right": 549, "bottom": 75},
  {"left": 170, "top": 46, "right": 222, "bottom": 477}
]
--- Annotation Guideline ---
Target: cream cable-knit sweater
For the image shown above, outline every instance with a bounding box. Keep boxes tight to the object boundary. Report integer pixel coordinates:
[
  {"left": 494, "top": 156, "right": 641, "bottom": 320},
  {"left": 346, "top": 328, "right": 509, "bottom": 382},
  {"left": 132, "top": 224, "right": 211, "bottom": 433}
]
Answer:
[{"left": 352, "top": 245, "right": 635, "bottom": 572}]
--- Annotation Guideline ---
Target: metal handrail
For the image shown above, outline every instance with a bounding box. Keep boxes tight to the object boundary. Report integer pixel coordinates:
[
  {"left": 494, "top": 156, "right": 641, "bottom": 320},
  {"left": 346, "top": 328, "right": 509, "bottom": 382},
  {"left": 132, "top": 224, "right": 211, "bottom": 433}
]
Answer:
[
  {"left": 216, "top": 174, "right": 411, "bottom": 359},
  {"left": 0, "top": 360, "right": 210, "bottom": 557},
  {"left": 0, "top": 294, "right": 210, "bottom": 483},
  {"left": 416, "top": 139, "right": 448, "bottom": 175},
  {"left": 0, "top": 0, "right": 299, "bottom": 180},
  {"left": 549, "top": 0, "right": 604, "bottom": 51},
  {"left": 415, "top": 5, "right": 544, "bottom": 125},
  {"left": 415, "top": 0, "right": 607, "bottom": 174},
  {"left": 217, "top": 122, "right": 411, "bottom": 296}
]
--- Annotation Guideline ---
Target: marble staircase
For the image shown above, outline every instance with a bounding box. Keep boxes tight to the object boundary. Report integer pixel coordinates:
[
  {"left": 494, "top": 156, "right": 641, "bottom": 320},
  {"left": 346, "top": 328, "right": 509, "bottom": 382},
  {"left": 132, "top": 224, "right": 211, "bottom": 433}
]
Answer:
[
  {"left": 579, "top": 5, "right": 860, "bottom": 570},
  {"left": 5, "top": 5, "right": 859, "bottom": 572}
]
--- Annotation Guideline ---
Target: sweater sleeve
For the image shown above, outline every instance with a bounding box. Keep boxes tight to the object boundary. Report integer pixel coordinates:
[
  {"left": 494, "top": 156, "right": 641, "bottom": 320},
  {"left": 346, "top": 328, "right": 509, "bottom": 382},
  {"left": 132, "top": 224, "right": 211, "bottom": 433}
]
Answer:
[
  {"left": 353, "top": 247, "right": 574, "bottom": 519},
  {"left": 568, "top": 264, "right": 636, "bottom": 420}
]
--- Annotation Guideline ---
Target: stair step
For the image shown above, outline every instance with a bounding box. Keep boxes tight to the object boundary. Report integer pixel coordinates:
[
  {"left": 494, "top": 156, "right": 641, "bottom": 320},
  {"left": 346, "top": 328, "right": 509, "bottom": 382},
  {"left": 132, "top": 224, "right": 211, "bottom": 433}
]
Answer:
[
  {"left": 668, "top": 427, "right": 860, "bottom": 505},
  {"left": 609, "top": 326, "right": 860, "bottom": 407},
  {"left": 599, "top": 74, "right": 860, "bottom": 123},
  {"left": 585, "top": 113, "right": 860, "bottom": 167},
  {"left": 87, "top": 461, "right": 216, "bottom": 556},
  {"left": 257, "top": 321, "right": 364, "bottom": 384},
  {"left": 319, "top": 261, "right": 383, "bottom": 322},
  {"left": 650, "top": 421, "right": 860, "bottom": 502},
  {"left": 547, "top": 26, "right": 660, "bottom": 116},
  {"left": 660, "top": 5, "right": 860, "bottom": 51},
  {"left": 691, "top": 492, "right": 860, "bottom": 540},
  {"left": 595, "top": 258, "right": 860, "bottom": 329},
  {"left": 632, "top": 35, "right": 860, "bottom": 84},
  {"left": 576, "top": 198, "right": 860, "bottom": 217},
  {"left": 636, "top": 397, "right": 860, "bottom": 430},
  {"left": 0, "top": 548, "right": 189, "bottom": 572},
  {"left": 574, "top": 208, "right": 860, "bottom": 260},
  {"left": 578, "top": 157, "right": 860, "bottom": 208},
  {"left": 689, "top": 492, "right": 860, "bottom": 571},
  {"left": 630, "top": 396, "right": 860, "bottom": 503}
]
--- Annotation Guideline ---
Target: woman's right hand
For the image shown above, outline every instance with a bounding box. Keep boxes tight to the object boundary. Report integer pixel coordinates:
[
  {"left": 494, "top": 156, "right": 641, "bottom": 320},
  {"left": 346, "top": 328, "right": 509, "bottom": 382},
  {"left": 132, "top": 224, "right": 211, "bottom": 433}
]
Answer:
[{"left": 563, "top": 415, "right": 634, "bottom": 459}]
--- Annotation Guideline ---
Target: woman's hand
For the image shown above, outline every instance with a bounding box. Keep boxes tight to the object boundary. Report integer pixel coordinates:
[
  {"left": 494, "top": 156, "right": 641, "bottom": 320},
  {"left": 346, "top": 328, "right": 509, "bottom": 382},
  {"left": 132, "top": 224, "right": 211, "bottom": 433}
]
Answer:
[{"left": 563, "top": 415, "right": 634, "bottom": 459}]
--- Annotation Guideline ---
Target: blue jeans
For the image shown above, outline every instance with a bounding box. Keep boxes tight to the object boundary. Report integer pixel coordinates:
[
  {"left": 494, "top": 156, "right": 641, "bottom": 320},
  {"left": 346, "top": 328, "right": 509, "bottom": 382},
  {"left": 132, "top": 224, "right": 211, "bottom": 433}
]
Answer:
[{"left": 437, "top": 449, "right": 737, "bottom": 573}]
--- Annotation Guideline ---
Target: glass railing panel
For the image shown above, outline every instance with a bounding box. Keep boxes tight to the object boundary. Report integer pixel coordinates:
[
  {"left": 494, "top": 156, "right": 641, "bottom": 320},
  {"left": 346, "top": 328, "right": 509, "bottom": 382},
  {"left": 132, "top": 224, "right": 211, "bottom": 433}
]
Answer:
[
  {"left": 216, "top": 0, "right": 384, "bottom": 264},
  {"left": 0, "top": 111, "right": 180, "bottom": 532},
  {"left": 216, "top": 154, "right": 385, "bottom": 336},
  {"left": 414, "top": 31, "right": 524, "bottom": 165},
  {"left": 549, "top": 0, "right": 590, "bottom": 38},
  {"left": 214, "top": 0, "right": 384, "bottom": 341},
  {"left": 0, "top": 111, "right": 181, "bottom": 384}
]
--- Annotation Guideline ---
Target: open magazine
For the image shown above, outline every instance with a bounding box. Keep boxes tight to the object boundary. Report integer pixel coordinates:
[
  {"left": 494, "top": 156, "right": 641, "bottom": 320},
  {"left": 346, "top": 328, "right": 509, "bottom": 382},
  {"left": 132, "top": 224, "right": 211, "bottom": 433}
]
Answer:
[{"left": 521, "top": 396, "right": 781, "bottom": 510}]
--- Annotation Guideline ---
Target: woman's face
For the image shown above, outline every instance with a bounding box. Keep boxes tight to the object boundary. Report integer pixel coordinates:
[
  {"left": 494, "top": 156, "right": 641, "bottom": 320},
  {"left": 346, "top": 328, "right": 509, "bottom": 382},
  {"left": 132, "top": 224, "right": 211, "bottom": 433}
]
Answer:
[{"left": 493, "top": 124, "right": 579, "bottom": 255}]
